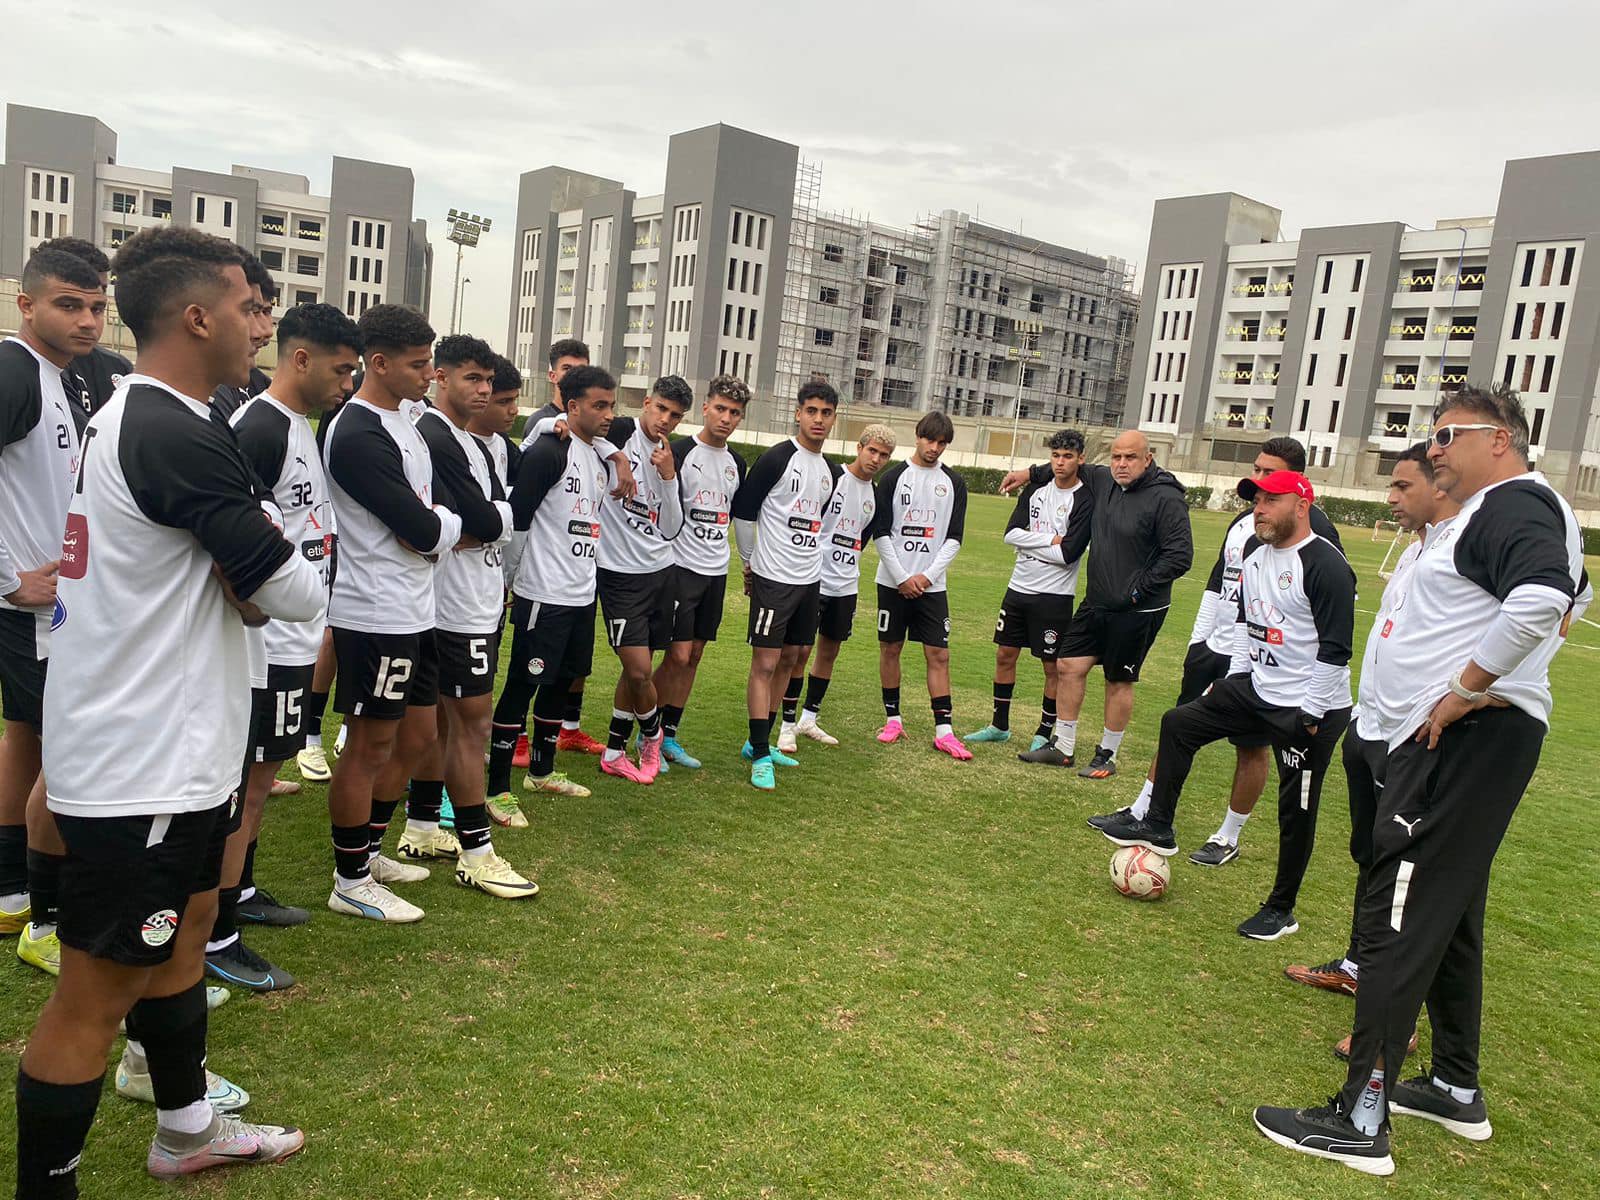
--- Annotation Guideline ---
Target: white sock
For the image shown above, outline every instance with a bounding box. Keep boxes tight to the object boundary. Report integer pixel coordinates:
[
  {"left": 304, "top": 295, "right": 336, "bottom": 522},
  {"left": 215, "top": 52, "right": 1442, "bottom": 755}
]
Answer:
[
  {"left": 1057, "top": 719, "right": 1078, "bottom": 756},
  {"left": 1, "top": 890, "right": 28, "bottom": 911},
  {"left": 1129, "top": 778, "right": 1155, "bottom": 821},
  {"left": 406, "top": 820, "right": 439, "bottom": 836},
  {"left": 238, "top": 885, "right": 257, "bottom": 903},
  {"left": 935, "top": 722, "right": 953, "bottom": 738},
  {"left": 334, "top": 871, "right": 368, "bottom": 891},
  {"left": 125, "top": 1039, "right": 146, "bottom": 1061},
  {"left": 204, "top": 931, "right": 239, "bottom": 955},
  {"left": 1216, "top": 808, "right": 1249, "bottom": 845},
  {"left": 26, "top": 921, "right": 56, "bottom": 938},
  {"left": 1433, "top": 1075, "right": 1477, "bottom": 1104},
  {"left": 561, "top": 719, "right": 581, "bottom": 731},
  {"left": 305, "top": 732, "right": 322, "bottom": 750},
  {"left": 602, "top": 748, "right": 623, "bottom": 763},
  {"left": 1101, "top": 727, "right": 1126, "bottom": 756},
  {"left": 1351, "top": 1069, "right": 1385, "bottom": 1135},
  {"left": 462, "top": 841, "right": 493, "bottom": 859},
  {"left": 1340, "top": 957, "right": 1359, "bottom": 979},
  {"left": 157, "top": 1098, "right": 216, "bottom": 1135}
]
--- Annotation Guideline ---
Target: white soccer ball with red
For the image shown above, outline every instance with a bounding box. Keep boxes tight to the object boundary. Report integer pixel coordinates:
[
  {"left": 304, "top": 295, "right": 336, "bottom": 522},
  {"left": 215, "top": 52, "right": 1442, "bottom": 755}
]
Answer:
[{"left": 1109, "top": 846, "right": 1170, "bottom": 900}]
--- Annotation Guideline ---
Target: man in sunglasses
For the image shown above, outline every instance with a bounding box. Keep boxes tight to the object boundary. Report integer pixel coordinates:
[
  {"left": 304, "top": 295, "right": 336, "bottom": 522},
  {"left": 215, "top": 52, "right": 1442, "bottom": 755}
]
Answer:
[{"left": 1255, "top": 385, "right": 1589, "bottom": 1177}]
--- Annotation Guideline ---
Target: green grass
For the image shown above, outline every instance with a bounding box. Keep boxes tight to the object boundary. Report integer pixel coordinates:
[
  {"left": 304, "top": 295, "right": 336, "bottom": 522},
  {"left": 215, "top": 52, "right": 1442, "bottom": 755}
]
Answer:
[{"left": 4, "top": 499, "right": 1600, "bottom": 1198}]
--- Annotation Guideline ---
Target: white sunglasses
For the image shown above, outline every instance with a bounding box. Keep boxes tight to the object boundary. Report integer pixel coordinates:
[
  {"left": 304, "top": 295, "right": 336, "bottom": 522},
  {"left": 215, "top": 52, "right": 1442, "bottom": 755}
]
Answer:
[{"left": 1431, "top": 423, "right": 1502, "bottom": 448}]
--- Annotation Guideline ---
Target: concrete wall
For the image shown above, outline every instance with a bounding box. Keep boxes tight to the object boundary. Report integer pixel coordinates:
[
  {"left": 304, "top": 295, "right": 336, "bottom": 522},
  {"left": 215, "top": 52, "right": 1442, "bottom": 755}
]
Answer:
[
  {"left": 406, "top": 218, "right": 432, "bottom": 314},
  {"left": 504, "top": 166, "right": 622, "bottom": 360},
  {"left": 171, "top": 167, "right": 259, "bottom": 248},
  {"left": 2, "top": 104, "right": 117, "bottom": 275},
  {"left": 327, "top": 156, "right": 416, "bottom": 307},
  {"left": 577, "top": 188, "right": 633, "bottom": 375}
]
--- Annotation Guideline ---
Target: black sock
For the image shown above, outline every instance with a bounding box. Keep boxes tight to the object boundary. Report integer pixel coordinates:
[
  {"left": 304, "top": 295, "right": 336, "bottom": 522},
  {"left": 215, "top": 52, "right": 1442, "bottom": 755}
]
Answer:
[
  {"left": 802, "top": 674, "right": 830, "bottom": 716},
  {"left": 26, "top": 848, "right": 63, "bottom": 926},
  {"left": 781, "top": 675, "right": 802, "bottom": 723},
  {"left": 638, "top": 706, "right": 662, "bottom": 739},
  {"left": 454, "top": 802, "right": 492, "bottom": 853},
  {"left": 991, "top": 681, "right": 1014, "bottom": 730},
  {"left": 882, "top": 687, "right": 901, "bottom": 719},
  {"left": 1036, "top": 695, "right": 1056, "bottom": 739},
  {"left": 529, "top": 716, "right": 560, "bottom": 778},
  {"left": 240, "top": 838, "right": 257, "bottom": 895},
  {"left": 16, "top": 1068, "right": 103, "bottom": 1199},
  {"left": 767, "top": 710, "right": 778, "bottom": 741},
  {"left": 931, "top": 694, "right": 953, "bottom": 729},
  {"left": 368, "top": 797, "right": 400, "bottom": 856},
  {"left": 562, "top": 687, "right": 584, "bottom": 728},
  {"left": 487, "top": 721, "right": 520, "bottom": 794},
  {"left": 607, "top": 708, "right": 633, "bottom": 753},
  {"left": 0, "top": 823, "right": 25, "bottom": 896},
  {"left": 408, "top": 779, "right": 444, "bottom": 823},
  {"left": 126, "top": 983, "right": 208, "bottom": 1112},
  {"left": 661, "top": 703, "right": 683, "bottom": 739},
  {"left": 749, "top": 717, "right": 770, "bottom": 760},
  {"left": 306, "top": 689, "right": 330, "bottom": 739},
  {"left": 332, "top": 823, "right": 370, "bottom": 882},
  {"left": 210, "top": 884, "right": 240, "bottom": 948}
]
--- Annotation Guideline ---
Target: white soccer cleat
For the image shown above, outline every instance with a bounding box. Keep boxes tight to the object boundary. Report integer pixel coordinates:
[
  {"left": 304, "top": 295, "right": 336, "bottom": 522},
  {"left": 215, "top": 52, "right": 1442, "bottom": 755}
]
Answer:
[
  {"left": 795, "top": 715, "right": 838, "bottom": 746},
  {"left": 328, "top": 878, "right": 424, "bottom": 923},
  {"left": 369, "top": 854, "right": 430, "bottom": 885},
  {"left": 295, "top": 744, "right": 331, "bottom": 782},
  {"left": 777, "top": 723, "right": 799, "bottom": 753}
]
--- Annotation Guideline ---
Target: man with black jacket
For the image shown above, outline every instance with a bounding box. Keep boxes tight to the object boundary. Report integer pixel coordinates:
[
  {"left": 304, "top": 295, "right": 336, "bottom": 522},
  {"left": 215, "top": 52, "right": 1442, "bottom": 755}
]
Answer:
[{"left": 1003, "top": 430, "right": 1193, "bottom": 777}]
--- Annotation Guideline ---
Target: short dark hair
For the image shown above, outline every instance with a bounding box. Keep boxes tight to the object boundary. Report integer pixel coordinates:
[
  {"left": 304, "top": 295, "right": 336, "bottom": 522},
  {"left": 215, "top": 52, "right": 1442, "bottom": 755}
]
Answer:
[
  {"left": 490, "top": 356, "right": 523, "bottom": 394},
  {"left": 240, "top": 252, "right": 276, "bottom": 302},
  {"left": 35, "top": 237, "right": 110, "bottom": 276},
  {"left": 1258, "top": 435, "right": 1308, "bottom": 473},
  {"left": 357, "top": 304, "right": 435, "bottom": 356},
  {"left": 277, "top": 303, "right": 362, "bottom": 354},
  {"left": 707, "top": 374, "right": 751, "bottom": 407},
  {"left": 651, "top": 375, "right": 693, "bottom": 411},
  {"left": 433, "top": 333, "right": 498, "bottom": 372},
  {"left": 21, "top": 247, "right": 103, "bottom": 295},
  {"left": 110, "top": 227, "right": 245, "bottom": 343},
  {"left": 558, "top": 364, "right": 616, "bottom": 405},
  {"left": 915, "top": 410, "right": 954, "bottom": 442},
  {"left": 548, "top": 338, "right": 590, "bottom": 369},
  {"left": 1396, "top": 440, "right": 1436, "bottom": 481},
  {"left": 797, "top": 380, "right": 838, "bottom": 410},
  {"left": 1434, "top": 383, "right": 1531, "bottom": 462},
  {"left": 1048, "top": 428, "right": 1085, "bottom": 454}
]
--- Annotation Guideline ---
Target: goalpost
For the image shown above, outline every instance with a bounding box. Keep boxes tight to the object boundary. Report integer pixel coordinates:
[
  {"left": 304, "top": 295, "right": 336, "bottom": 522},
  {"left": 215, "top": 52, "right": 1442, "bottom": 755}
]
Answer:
[{"left": 1373, "top": 521, "right": 1413, "bottom": 580}]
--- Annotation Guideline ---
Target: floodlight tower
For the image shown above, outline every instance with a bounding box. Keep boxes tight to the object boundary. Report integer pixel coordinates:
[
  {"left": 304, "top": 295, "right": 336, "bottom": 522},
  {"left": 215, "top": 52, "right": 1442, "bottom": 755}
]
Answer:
[{"left": 446, "top": 208, "right": 492, "bottom": 335}]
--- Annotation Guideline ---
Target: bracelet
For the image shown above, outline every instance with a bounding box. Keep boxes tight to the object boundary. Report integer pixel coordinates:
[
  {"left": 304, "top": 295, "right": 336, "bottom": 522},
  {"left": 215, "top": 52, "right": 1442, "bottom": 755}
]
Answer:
[{"left": 1448, "top": 670, "right": 1487, "bottom": 703}]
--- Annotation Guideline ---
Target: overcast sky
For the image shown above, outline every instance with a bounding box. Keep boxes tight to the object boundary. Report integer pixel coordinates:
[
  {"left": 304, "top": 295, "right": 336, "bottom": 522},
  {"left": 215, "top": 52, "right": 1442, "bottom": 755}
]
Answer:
[{"left": 9, "top": 1, "right": 1599, "bottom": 342}]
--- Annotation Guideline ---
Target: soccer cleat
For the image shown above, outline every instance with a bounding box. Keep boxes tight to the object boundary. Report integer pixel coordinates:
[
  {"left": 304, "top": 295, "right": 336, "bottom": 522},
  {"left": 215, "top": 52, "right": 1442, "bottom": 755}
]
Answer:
[
  {"left": 1028, "top": 734, "right": 1049, "bottom": 752},
  {"left": 1098, "top": 812, "right": 1178, "bottom": 856},
  {"left": 207, "top": 986, "right": 231, "bottom": 1010},
  {"left": 333, "top": 723, "right": 348, "bottom": 755},
  {"left": 963, "top": 724, "right": 1011, "bottom": 744},
  {"left": 1334, "top": 1029, "right": 1418, "bottom": 1062},
  {"left": 328, "top": 878, "right": 424, "bottom": 923},
  {"left": 933, "top": 733, "right": 974, "bottom": 761},
  {"left": 600, "top": 754, "right": 652, "bottom": 784},
  {"left": 397, "top": 825, "right": 461, "bottom": 860},
  {"left": 269, "top": 778, "right": 301, "bottom": 797},
  {"left": 146, "top": 1115, "right": 306, "bottom": 1179},
  {"left": 1238, "top": 904, "right": 1299, "bottom": 941},
  {"left": 662, "top": 737, "right": 701, "bottom": 769},
  {"left": 796, "top": 715, "right": 839, "bottom": 746},
  {"left": 777, "top": 723, "right": 799, "bottom": 753},
  {"left": 369, "top": 854, "right": 429, "bottom": 885},
  {"left": 1017, "top": 740, "right": 1073, "bottom": 766},
  {"left": 1253, "top": 1097, "right": 1395, "bottom": 1176},
  {"left": 638, "top": 733, "right": 664, "bottom": 782},
  {"left": 1284, "top": 958, "right": 1358, "bottom": 996},
  {"left": 557, "top": 727, "right": 606, "bottom": 756},
  {"left": 877, "top": 718, "right": 906, "bottom": 744},
  {"left": 295, "top": 744, "right": 331, "bottom": 783},
  {"left": 237, "top": 889, "right": 310, "bottom": 927},
  {"left": 749, "top": 756, "right": 776, "bottom": 791},
  {"left": 1087, "top": 807, "right": 1133, "bottom": 832},
  {"left": 117, "top": 1051, "right": 250, "bottom": 1113},
  {"left": 1078, "top": 747, "right": 1118, "bottom": 778},
  {"left": 1390, "top": 1076, "right": 1492, "bottom": 1141},
  {"left": 439, "top": 794, "right": 455, "bottom": 829},
  {"left": 17, "top": 922, "right": 60, "bottom": 975},
  {"left": 512, "top": 732, "right": 531, "bottom": 769},
  {"left": 487, "top": 791, "right": 529, "bottom": 829},
  {"left": 1188, "top": 838, "right": 1240, "bottom": 868},
  {"left": 205, "top": 940, "right": 296, "bottom": 992},
  {"left": 454, "top": 851, "right": 540, "bottom": 900},
  {"left": 741, "top": 741, "right": 798, "bottom": 767},
  {"left": 0, "top": 895, "right": 29, "bottom": 935},
  {"left": 524, "top": 772, "right": 592, "bottom": 798}
]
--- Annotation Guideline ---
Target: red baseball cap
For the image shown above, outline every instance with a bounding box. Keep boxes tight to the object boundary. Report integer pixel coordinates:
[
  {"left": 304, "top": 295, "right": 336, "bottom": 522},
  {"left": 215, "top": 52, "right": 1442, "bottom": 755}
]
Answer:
[{"left": 1238, "top": 470, "right": 1315, "bottom": 503}]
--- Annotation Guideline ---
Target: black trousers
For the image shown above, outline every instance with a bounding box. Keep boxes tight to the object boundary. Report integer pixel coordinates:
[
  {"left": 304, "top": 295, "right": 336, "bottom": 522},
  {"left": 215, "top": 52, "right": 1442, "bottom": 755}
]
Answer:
[
  {"left": 1148, "top": 675, "right": 1350, "bottom": 911},
  {"left": 1339, "top": 705, "right": 1545, "bottom": 1112},
  {"left": 1340, "top": 728, "right": 1389, "bottom": 965}
]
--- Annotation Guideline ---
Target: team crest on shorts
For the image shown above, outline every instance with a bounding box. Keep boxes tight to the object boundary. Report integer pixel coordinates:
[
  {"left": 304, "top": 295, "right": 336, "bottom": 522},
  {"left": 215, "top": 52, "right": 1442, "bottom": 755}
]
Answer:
[
  {"left": 528, "top": 657, "right": 546, "bottom": 677},
  {"left": 943, "top": 617, "right": 952, "bottom": 633},
  {"left": 141, "top": 909, "right": 179, "bottom": 947},
  {"left": 1043, "top": 628, "right": 1058, "bottom": 645}
]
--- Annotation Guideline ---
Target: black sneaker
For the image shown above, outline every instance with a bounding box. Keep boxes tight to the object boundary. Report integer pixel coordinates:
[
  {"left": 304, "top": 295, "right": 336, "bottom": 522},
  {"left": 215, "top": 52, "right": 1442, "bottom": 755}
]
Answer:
[
  {"left": 1017, "top": 740, "right": 1074, "bottom": 767},
  {"left": 1098, "top": 812, "right": 1178, "bottom": 856},
  {"left": 1077, "top": 747, "right": 1117, "bottom": 778},
  {"left": 1390, "top": 1075, "right": 1492, "bottom": 1141},
  {"left": 1253, "top": 1096, "right": 1395, "bottom": 1176},
  {"left": 237, "top": 889, "right": 310, "bottom": 927},
  {"left": 1187, "top": 838, "right": 1239, "bottom": 868},
  {"left": 204, "top": 940, "right": 297, "bottom": 992},
  {"left": 1238, "top": 904, "right": 1299, "bottom": 941},
  {"left": 1086, "top": 806, "right": 1132, "bottom": 832}
]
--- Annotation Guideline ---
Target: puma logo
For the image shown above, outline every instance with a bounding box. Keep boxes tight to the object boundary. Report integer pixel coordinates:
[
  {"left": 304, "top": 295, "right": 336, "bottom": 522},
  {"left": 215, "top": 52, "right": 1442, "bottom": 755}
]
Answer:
[{"left": 1392, "top": 814, "right": 1421, "bottom": 836}]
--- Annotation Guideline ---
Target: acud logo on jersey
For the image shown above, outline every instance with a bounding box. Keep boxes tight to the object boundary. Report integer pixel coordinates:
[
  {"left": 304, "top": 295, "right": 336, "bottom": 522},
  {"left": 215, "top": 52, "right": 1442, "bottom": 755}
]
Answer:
[{"left": 59, "top": 513, "right": 89, "bottom": 579}]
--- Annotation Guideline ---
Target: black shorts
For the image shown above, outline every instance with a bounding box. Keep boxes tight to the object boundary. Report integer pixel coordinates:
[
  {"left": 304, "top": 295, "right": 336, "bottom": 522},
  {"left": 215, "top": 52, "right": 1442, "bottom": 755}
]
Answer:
[
  {"left": 994, "top": 587, "right": 1075, "bottom": 660},
  {"left": 1176, "top": 640, "right": 1270, "bottom": 748},
  {"left": 437, "top": 629, "right": 501, "bottom": 699},
  {"left": 332, "top": 627, "right": 441, "bottom": 720},
  {"left": 599, "top": 567, "right": 674, "bottom": 651},
  {"left": 818, "top": 593, "right": 858, "bottom": 643},
  {"left": 0, "top": 607, "right": 47, "bottom": 728},
  {"left": 250, "top": 662, "right": 316, "bottom": 763},
  {"left": 56, "top": 800, "right": 237, "bottom": 966},
  {"left": 670, "top": 565, "right": 727, "bottom": 644},
  {"left": 507, "top": 596, "right": 595, "bottom": 686},
  {"left": 747, "top": 575, "right": 821, "bottom": 649},
  {"left": 1055, "top": 604, "right": 1169, "bottom": 683},
  {"left": 876, "top": 585, "right": 951, "bottom": 648}
]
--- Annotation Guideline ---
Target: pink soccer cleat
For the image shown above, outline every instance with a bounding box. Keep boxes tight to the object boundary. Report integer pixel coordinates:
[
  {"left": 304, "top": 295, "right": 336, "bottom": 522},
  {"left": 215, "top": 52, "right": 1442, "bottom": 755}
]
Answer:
[
  {"left": 877, "top": 718, "right": 906, "bottom": 744},
  {"left": 600, "top": 754, "right": 652, "bottom": 785},
  {"left": 637, "top": 732, "right": 664, "bottom": 782},
  {"left": 933, "top": 732, "right": 974, "bottom": 761}
]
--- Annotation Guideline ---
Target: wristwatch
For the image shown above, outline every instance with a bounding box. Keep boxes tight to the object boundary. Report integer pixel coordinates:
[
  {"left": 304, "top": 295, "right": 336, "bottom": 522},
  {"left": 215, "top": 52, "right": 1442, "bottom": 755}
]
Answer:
[{"left": 1448, "top": 670, "right": 1488, "bottom": 703}]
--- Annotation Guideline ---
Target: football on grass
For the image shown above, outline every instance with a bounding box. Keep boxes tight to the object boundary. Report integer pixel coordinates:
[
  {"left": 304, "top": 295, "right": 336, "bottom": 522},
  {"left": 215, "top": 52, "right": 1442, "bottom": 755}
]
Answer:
[{"left": 1109, "top": 846, "right": 1170, "bottom": 900}]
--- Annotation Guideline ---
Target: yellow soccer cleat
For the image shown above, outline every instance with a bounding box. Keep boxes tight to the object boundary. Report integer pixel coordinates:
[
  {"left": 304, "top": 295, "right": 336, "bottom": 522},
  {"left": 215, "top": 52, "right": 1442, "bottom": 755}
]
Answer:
[
  {"left": 454, "top": 851, "right": 539, "bottom": 900},
  {"left": 396, "top": 825, "right": 460, "bottom": 861},
  {"left": 486, "top": 792, "right": 529, "bottom": 829},
  {"left": 17, "top": 923, "right": 60, "bottom": 976},
  {"left": 522, "top": 772, "right": 591, "bottom": 799},
  {"left": 295, "top": 744, "right": 332, "bottom": 783}
]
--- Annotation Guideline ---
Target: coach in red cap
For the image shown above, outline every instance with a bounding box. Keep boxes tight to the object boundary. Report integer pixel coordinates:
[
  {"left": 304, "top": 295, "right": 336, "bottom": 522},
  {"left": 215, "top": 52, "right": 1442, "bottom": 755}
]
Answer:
[{"left": 1096, "top": 461, "right": 1356, "bottom": 941}]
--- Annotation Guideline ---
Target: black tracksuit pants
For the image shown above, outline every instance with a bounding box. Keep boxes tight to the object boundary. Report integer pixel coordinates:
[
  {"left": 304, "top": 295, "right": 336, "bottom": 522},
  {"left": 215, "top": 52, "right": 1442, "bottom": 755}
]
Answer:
[
  {"left": 1339, "top": 727, "right": 1390, "bottom": 965},
  {"left": 1148, "top": 674, "right": 1350, "bottom": 912},
  {"left": 1339, "top": 705, "right": 1545, "bottom": 1113}
]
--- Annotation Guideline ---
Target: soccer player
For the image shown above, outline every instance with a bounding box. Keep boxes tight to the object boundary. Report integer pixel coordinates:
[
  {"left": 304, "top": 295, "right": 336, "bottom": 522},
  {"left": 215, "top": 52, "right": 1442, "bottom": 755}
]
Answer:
[
  {"left": 732, "top": 382, "right": 841, "bottom": 791},
  {"left": 209, "top": 254, "right": 276, "bottom": 425},
  {"left": 778, "top": 423, "right": 896, "bottom": 750},
  {"left": 473, "top": 354, "right": 524, "bottom": 491},
  {"left": 33, "top": 236, "right": 132, "bottom": 418},
  {"left": 16, "top": 227, "right": 321, "bottom": 1194},
  {"left": 1255, "top": 388, "right": 1587, "bottom": 1176},
  {"left": 322, "top": 304, "right": 463, "bottom": 923},
  {"left": 486, "top": 365, "right": 618, "bottom": 805},
  {"left": 0, "top": 248, "right": 101, "bottom": 978},
  {"left": 869, "top": 410, "right": 970, "bottom": 760},
  {"left": 1001, "top": 430, "right": 1193, "bottom": 776},
  {"left": 398, "top": 335, "right": 535, "bottom": 897},
  {"left": 652, "top": 374, "right": 750, "bottom": 767},
  {"left": 969, "top": 429, "right": 1092, "bottom": 758}
]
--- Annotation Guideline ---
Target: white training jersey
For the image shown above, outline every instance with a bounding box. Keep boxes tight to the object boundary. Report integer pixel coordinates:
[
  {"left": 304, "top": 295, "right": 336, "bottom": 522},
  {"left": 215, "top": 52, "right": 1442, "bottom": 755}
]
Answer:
[
  {"left": 475, "top": 430, "right": 514, "bottom": 493},
  {"left": 0, "top": 338, "right": 83, "bottom": 653},
  {"left": 506, "top": 431, "right": 608, "bottom": 605},
  {"left": 819, "top": 469, "right": 878, "bottom": 598},
  {"left": 1351, "top": 532, "right": 1426, "bottom": 737},
  {"left": 1195, "top": 507, "right": 1346, "bottom": 655},
  {"left": 731, "top": 438, "right": 839, "bottom": 586},
  {"left": 673, "top": 435, "right": 745, "bottom": 577},
  {"left": 1229, "top": 531, "right": 1356, "bottom": 716},
  {"left": 596, "top": 417, "right": 684, "bottom": 575},
  {"left": 44, "top": 377, "right": 321, "bottom": 817},
  {"left": 324, "top": 397, "right": 462, "bottom": 635},
  {"left": 418, "top": 409, "right": 512, "bottom": 635},
  {"left": 870, "top": 459, "right": 968, "bottom": 592},
  {"left": 231, "top": 393, "right": 334, "bottom": 666},
  {"left": 1003, "top": 477, "right": 1090, "bottom": 597}
]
